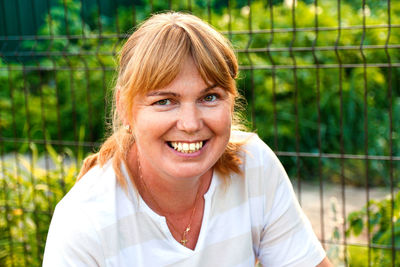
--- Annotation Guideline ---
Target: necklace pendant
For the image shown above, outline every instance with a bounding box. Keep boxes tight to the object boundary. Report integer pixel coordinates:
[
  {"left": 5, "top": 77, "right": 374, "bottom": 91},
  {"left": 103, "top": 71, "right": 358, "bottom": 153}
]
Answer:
[
  {"left": 184, "top": 227, "right": 190, "bottom": 233},
  {"left": 180, "top": 239, "right": 188, "bottom": 246}
]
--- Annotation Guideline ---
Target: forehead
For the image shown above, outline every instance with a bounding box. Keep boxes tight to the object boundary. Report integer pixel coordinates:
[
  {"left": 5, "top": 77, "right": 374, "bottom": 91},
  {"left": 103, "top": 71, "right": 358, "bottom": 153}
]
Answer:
[
  {"left": 146, "top": 84, "right": 219, "bottom": 97},
  {"left": 143, "top": 57, "right": 212, "bottom": 95}
]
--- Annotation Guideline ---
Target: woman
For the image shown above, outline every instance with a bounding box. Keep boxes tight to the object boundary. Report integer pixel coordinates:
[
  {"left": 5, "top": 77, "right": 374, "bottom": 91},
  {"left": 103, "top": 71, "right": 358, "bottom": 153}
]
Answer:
[{"left": 43, "top": 12, "right": 331, "bottom": 266}]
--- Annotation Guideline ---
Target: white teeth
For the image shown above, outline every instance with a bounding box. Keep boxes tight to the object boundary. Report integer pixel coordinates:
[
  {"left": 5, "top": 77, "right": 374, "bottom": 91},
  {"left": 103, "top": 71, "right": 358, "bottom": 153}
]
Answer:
[
  {"left": 170, "top": 141, "right": 203, "bottom": 153},
  {"left": 182, "top": 143, "right": 189, "bottom": 151},
  {"left": 189, "top": 143, "right": 195, "bottom": 151}
]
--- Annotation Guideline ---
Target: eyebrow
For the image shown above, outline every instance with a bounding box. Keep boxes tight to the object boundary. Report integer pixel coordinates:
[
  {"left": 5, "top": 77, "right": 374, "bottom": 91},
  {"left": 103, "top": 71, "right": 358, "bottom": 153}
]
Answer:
[
  {"left": 146, "top": 84, "right": 218, "bottom": 97},
  {"left": 202, "top": 84, "right": 218, "bottom": 93}
]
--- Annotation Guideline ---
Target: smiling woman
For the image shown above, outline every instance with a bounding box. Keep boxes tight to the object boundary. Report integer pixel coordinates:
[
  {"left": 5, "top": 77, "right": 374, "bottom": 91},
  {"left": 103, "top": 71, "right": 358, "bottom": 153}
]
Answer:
[
  {"left": 130, "top": 56, "right": 232, "bottom": 187},
  {"left": 42, "top": 12, "right": 331, "bottom": 267}
]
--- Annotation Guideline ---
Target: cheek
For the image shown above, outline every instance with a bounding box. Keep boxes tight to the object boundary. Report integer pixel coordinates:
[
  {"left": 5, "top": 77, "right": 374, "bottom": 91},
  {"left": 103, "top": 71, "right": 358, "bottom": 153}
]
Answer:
[
  {"left": 131, "top": 110, "right": 156, "bottom": 142},
  {"left": 208, "top": 105, "right": 232, "bottom": 135},
  {"left": 134, "top": 115, "right": 164, "bottom": 136}
]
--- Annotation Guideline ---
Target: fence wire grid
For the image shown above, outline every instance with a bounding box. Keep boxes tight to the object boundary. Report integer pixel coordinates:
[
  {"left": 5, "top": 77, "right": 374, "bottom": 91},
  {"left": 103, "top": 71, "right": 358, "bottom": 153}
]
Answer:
[{"left": 0, "top": 0, "right": 399, "bottom": 266}]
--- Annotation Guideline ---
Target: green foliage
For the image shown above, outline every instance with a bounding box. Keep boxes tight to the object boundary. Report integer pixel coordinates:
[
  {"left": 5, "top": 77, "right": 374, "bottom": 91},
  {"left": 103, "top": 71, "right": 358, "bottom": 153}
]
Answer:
[
  {"left": 1, "top": 0, "right": 399, "bottom": 186},
  {"left": 0, "top": 0, "right": 399, "bottom": 265},
  {"left": 212, "top": 0, "right": 400, "bottom": 186},
  {"left": 347, "top": 246, "right": 370, "bottom": 267},
  {"left": 0, "top": 0, "right": 398, "bottom": 201},
  {"left": 0, "top": 144, "right": 77, "bottom": 266},
  {"left": 346, "top": 190, "right": 400, "bottom": 266}
]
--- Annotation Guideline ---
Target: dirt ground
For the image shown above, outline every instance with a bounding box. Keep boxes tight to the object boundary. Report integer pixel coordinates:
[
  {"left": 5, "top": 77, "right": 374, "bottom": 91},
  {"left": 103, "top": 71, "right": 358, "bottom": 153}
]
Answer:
[
  {"left": 297, "top": 182, "right": 396, "bottom": 264},
  {"left": 298, "top": 182, "right": 393, "bottom": 240}
]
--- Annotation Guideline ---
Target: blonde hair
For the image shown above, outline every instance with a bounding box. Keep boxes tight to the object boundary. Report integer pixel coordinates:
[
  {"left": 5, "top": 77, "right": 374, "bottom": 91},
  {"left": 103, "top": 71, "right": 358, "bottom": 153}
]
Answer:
[{"left": 78, "top": 12, "right": 246, "bottom": 188}]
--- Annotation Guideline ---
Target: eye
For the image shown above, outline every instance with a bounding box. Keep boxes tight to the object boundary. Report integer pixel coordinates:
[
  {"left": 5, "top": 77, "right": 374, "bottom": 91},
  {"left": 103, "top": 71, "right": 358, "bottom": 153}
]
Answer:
[
  {"left": 203, "top": 94, "right": 218, "bottom": 102},
  {"left": 154, "top": 99, "right": 171, "bottom": 106}
]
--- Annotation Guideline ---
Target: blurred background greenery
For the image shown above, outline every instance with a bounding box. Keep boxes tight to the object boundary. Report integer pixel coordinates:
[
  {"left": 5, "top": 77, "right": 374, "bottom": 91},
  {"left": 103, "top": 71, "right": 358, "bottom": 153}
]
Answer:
[{"left": 0, "top": 0, "right": 399, "bottom": 266}]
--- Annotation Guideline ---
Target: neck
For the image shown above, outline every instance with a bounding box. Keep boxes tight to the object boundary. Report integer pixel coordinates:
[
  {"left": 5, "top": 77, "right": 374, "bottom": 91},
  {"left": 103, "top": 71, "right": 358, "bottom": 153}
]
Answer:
[{"left": 127, "top": 146, "right": 212, "bottom": 215}]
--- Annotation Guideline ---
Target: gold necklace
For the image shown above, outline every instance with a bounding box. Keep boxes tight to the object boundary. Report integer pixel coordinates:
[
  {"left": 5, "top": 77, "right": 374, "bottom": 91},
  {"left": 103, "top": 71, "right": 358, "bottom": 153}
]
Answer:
[{"left": 137, "top": 157, "right": 202, "bottom": 247}]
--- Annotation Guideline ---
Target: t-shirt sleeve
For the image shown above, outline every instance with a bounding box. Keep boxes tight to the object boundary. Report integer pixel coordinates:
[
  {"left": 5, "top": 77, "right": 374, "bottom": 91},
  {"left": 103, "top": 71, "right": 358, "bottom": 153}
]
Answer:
[
  {"left": 254, "top": 139, "right": 326, "bottom": 267},
  {"left": 42, "top": 202, "right": 105, "bottom": 267}
]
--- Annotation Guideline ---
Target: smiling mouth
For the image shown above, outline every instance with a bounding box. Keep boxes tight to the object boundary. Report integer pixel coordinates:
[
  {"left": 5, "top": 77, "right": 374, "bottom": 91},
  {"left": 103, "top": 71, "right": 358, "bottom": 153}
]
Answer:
[{"left": 167, "top": 141, "right": 206, "bottom": 153}]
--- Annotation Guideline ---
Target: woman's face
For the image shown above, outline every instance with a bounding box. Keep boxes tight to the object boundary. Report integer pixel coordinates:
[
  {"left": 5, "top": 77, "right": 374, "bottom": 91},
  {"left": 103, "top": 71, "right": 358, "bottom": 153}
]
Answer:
[{"left": 130, "top": 56, "right": 232, "bottom": 181}]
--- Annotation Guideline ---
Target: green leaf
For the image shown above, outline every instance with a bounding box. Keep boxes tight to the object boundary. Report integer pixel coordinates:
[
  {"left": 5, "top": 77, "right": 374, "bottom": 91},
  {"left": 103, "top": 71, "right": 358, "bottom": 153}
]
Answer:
[{"left": 350, "top": 218, "right": 364, "bottom": 236}]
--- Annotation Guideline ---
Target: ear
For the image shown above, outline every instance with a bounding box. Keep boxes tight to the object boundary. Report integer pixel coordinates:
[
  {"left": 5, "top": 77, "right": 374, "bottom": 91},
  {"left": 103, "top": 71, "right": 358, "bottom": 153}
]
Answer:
[{"left": 116, "top": 89, "right": 130, "bottom": 126}]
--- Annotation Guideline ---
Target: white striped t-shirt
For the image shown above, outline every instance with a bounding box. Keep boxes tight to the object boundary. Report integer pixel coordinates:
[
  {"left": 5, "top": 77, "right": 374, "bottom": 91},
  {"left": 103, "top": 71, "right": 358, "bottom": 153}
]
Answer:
[{"left": 43, "top": 132, "right": 325, "bottom": 267}]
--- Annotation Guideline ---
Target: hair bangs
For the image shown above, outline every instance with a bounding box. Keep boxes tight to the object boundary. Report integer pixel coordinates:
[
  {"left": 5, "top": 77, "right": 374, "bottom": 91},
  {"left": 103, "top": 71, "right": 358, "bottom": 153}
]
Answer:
[
  {"left": 126, "top": 25, "right": 191, "bottom": 98},
  {"left": 184, "top": 24, "right": 238, "bottom": 97}
]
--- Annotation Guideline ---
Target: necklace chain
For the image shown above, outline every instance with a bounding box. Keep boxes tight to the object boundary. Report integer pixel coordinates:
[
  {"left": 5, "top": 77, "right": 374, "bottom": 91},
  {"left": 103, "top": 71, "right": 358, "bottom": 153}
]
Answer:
[{"left": 137, "top": 156, "right": 202, "bottom": 247}]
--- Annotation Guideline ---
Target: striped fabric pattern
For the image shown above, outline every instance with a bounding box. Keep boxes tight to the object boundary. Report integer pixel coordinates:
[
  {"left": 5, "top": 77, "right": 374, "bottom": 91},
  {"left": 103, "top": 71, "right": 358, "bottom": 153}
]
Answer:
[{"left": 43, "top": 132, "right": 325, "bottom": 267}]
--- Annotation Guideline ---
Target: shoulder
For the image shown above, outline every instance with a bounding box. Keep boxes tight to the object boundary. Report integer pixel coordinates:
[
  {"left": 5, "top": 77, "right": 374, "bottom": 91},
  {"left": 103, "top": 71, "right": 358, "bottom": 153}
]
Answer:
[
  {"left": 232, "top": 131, "right": 291, "bottom": 216},
  {"left": 232, "top": 131, "right": 275, "bottom": 159},
  {"left": 52, "top": 160, "right": 132, "bottom": 231},
  {"left": 49, "top": 161, "right": 118, "bottom": 230},
  {"left": 231, "top": 130, "right": 284, "bottom": 178},
  {"left": 43, "top": 161, "right": 130, "bottom": 265},
  {"left": 58, "top": 161, "right": 117, "bottom": 209},
  {"left": 43, "top": 164, "right": 111, "bottom": 266}
]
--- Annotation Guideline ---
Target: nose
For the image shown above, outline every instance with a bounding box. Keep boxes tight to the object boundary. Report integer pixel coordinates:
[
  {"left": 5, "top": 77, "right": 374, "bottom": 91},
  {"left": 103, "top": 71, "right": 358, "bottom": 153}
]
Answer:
[{"left": 176, "top": 103, "right": 203, "bottom": 133}]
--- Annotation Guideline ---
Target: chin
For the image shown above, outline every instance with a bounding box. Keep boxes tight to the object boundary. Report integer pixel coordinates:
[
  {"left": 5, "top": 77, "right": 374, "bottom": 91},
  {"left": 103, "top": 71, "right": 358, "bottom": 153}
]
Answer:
[{"left": 167, "top": 165, "right": 212, "bottom": 180}]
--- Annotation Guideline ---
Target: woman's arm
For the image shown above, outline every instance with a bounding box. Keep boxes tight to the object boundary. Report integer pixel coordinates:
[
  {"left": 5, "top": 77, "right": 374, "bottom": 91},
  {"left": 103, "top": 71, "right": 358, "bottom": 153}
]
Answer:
[
  {"left": 248, "top": 136, "right": 329, "bottom": 266},
  {"left": 316, "top": 257, "right": 333, "bottom": 267}
]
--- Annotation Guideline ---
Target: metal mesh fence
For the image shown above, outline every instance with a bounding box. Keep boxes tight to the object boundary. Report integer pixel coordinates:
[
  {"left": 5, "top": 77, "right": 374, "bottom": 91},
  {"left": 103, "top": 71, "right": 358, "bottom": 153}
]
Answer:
[{"left": 0, "top": 0, "right": 399, "bottom": 266}]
